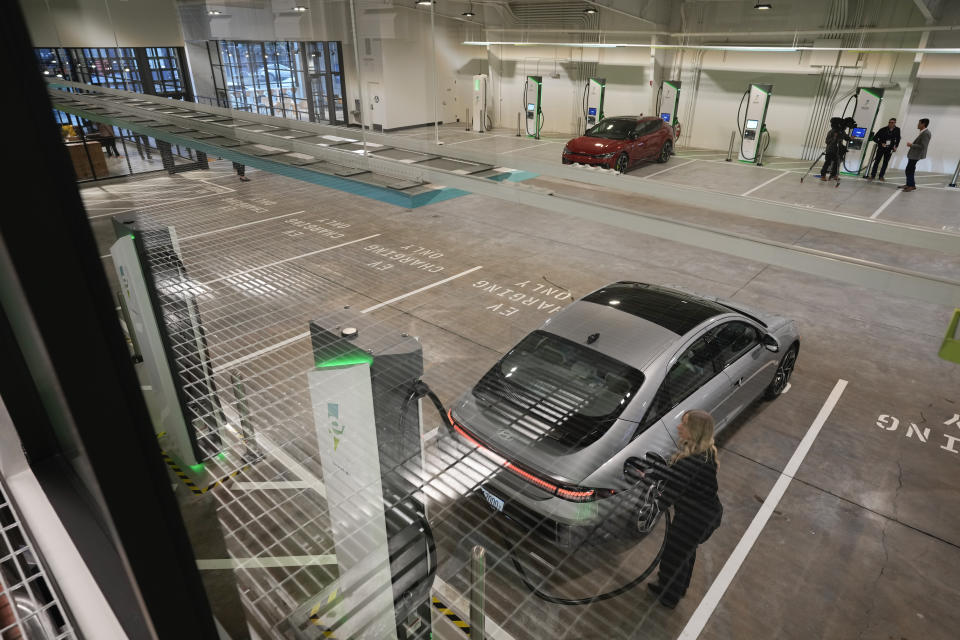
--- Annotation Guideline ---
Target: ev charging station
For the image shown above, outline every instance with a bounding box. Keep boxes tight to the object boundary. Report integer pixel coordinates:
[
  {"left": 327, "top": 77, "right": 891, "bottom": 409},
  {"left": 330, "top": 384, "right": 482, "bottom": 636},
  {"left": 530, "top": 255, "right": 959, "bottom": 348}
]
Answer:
[
  {"left": 738, "top": 83, "right": 773, "bottom": 164},
  {"left": 471, "top": 74, "right": 489, "bottom": 133},
  {"left": 842, "top": 87, "right": 884, "bottom": 176},
  {"left": 524, "top": 75, "right": 543, "bottom": 139},
  {"left": 584, "top": 77, "right": 606, "bottom": 131},
  {"left": 284, "top": 311, "right": 435, "bottom": 639},
  {"left": 658, "top": 80, "right": 681, "bottom": 136},
  {"left": 109, "top": 218, "right": 226, "bottom": 469}
]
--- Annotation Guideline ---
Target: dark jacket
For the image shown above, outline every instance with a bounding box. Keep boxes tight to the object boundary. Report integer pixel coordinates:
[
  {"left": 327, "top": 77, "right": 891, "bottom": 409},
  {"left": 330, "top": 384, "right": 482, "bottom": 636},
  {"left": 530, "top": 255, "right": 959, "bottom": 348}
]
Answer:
[
  {"left": 825, "top": 128, "right": 851, "bottom": 155},
  {"left": 872, "top": 126, "right": 900, "bottom": 149},
  {"left": 907, "top": 128, "right": 931, "bottom": 160},
  {"left": 655, "top": 453, "right": 723, "bottom": 524}
]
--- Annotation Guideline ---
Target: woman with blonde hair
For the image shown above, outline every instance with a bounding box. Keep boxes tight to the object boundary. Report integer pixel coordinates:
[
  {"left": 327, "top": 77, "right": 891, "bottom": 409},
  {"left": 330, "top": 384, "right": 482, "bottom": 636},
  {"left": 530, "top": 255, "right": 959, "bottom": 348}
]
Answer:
[{"left": 647, "top": 409, "right": 723, "bottom": 608}]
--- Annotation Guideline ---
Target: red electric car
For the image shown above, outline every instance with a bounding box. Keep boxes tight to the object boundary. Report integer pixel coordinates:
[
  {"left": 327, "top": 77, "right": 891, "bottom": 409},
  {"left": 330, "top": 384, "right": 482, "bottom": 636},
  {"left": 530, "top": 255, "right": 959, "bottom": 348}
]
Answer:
[{"left": 562, "top": 116, "right": 674, "bottom": 173}]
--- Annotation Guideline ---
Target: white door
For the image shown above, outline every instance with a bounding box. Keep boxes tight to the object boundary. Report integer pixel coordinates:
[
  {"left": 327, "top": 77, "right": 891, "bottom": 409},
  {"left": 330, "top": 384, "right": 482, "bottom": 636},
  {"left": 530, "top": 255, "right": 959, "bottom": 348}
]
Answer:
[{"left": 368, "top": 81, "right": 384, "bottom": 130}]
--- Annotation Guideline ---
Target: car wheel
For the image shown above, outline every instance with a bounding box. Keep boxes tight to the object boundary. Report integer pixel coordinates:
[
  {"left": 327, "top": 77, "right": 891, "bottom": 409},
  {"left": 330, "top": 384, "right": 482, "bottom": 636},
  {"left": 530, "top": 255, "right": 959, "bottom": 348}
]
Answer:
[
  {"left": 627, "top": 482, "right": 663, "bottom": 540},
  {"left": 657, "top": 140, "right": 673, "bottom": 163},
  {"left": 765, "top": 344, "right": 798, "bottom": 399},
  {"left": 615, "top": 153, "right": 629, "bottom": 173}
]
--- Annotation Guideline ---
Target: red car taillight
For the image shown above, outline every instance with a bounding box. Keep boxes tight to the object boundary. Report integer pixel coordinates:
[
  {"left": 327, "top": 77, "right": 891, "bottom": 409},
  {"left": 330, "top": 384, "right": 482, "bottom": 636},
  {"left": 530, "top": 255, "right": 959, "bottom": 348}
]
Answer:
[{"left": 448, "top": 410, "right": 615, "bottom": 503}]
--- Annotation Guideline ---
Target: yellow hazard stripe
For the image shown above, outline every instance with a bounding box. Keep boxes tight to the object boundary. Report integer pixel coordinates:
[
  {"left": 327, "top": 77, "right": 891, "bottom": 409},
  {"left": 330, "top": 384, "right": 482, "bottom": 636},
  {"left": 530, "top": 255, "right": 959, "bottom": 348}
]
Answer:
[
  {"left": 161, "top": 452, "right": 246, "bottom": 495},
  {"left": 432, "top": 597, "right": 470, "bottom": 636}
]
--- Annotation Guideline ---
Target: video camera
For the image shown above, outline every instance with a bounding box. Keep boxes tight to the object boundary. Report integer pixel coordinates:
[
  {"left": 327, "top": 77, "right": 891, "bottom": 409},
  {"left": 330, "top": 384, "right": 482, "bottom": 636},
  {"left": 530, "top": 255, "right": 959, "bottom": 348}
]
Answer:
[{"left": 830, "top": 116, "right": 858, "bottom": 131}]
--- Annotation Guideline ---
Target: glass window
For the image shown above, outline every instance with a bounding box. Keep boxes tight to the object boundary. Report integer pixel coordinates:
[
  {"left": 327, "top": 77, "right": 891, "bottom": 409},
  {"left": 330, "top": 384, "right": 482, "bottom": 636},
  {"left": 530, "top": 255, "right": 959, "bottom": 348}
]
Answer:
[
  {"left": 472, "top": 330, "right": 644, "bottom": 449},
  {"left": 711, "top": 321, "right": 760, "bottom": 368},
  {"left": 586, "top": 118, "right": 638, "bottom": 140}
]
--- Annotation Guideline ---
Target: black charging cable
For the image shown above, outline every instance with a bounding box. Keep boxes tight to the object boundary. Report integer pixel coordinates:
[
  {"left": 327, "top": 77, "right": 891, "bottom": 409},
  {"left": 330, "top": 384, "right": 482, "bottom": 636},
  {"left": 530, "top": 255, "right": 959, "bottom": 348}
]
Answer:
[{"left": 404, "top": 378, "right": 671, "bottom": 606}]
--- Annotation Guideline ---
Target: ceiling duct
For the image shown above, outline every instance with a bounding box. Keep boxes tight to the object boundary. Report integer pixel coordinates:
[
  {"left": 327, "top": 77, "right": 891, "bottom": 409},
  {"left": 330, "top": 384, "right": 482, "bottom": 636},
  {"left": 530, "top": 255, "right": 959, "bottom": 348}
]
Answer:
[{"left": 505, "top": 1, "right": 591, "bottom": 27}]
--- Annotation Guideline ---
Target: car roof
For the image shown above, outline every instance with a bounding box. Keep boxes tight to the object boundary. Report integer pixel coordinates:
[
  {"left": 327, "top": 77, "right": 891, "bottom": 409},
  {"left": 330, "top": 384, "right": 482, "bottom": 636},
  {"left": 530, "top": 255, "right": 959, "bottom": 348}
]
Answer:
[
  {"left": 581, "top": 282, "right": 729, "bottom": 335},
  {"left": 540, "top": 297, "right": 681, "bottom": 372}
]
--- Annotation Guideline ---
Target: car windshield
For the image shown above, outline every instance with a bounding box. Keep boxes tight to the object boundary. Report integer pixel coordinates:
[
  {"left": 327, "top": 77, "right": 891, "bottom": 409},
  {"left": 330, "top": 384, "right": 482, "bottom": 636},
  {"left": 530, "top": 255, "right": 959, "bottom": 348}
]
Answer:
[
  {"left": 585, "top": 119, "right": 636, "bottom": 140},
  {"left": 472, "top": 330, "right": 644, "bottom": 450}
]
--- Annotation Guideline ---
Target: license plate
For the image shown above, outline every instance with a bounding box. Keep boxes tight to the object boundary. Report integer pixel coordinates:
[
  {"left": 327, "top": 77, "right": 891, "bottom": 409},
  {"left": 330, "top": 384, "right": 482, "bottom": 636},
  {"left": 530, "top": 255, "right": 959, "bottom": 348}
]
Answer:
[{"left": 480, "top": 487, "right": 504, "bottom": 512}]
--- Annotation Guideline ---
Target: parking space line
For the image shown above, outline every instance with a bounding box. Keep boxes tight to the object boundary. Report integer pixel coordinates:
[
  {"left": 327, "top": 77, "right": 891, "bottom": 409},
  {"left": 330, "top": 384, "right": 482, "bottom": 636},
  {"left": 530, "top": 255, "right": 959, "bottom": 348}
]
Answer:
[
  {"left": 678, "top": 378, "right": 848, "bottom": 640},
  {"left": 203, "top": 233, "right": 380, "bottom": 285},
  {"left": 360, "top": 265, "right": 483, "bottom": 314},
  {"left": 741, "top": 170, "right": 790, "bottom": 196},
  {"left": 197, "top": 555, "right": 336, "bottom": 570},
  {"left": 644, "top": 158, "right": 696, "bottom": 179},
  {"left": 182, "top": 210, "right": 305, "bottom": 240},
  {"left": 256, "top": 434, "right": 327, "bottom": 499},
  {"left": 870, "top": 189, "right": 903, "bottom": 219},
  {"left": 500, "top": 140, "right": 559, "bottom": 154},
  {"left": 212, "top": 331, "right": 310, "bottom": 374}
]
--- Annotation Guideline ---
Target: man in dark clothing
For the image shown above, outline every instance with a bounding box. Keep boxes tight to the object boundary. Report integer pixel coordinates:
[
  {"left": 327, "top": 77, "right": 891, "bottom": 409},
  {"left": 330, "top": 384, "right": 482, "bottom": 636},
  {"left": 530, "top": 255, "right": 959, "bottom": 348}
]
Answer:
[
  {"left": 867, "top": 118, "right": 900, "bottom": 181},
  {"left": 901, "top": 118, "right": 931, "bottom": 192},
  {"left": 820, "top": 117, "right": 851, "bottom": 181}
]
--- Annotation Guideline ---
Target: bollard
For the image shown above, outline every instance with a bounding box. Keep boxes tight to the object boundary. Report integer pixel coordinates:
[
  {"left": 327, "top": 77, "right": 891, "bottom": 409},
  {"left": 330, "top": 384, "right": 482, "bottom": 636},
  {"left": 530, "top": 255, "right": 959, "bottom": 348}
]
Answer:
[
  {"left": 577, "top": 116, "right": 582, "bottom": 135},
  {"left": 470, "top": 546, "right": 486, "bottom": 640},
  {"left": 756, "top": 130, "right": 767, "bottom": 167},
  {"left": 517, "top": 112, "right": 522, "bottom": 137},
  {"left": 725, "top": 130, "right": 737, "bottom": 161},
  {"left": 950, "top": 157, "right": 959, "bottom": 188},
  {"left": 465, "top": 107, "right": 471, "bottom": 131}
]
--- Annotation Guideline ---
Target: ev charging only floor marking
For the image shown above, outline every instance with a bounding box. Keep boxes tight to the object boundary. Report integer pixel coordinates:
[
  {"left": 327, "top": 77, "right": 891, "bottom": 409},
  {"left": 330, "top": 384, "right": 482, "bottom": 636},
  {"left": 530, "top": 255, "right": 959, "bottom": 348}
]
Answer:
[
  {"left": 677, "top": 378, "right": 848, "bottom": 640},
  {"left": 741, "top": 170, "right": 790, "bottom": 196},
  {"left": 644, "top": 158, "right": 697, "bottom": 179},
  {"left": 871, "top": 189, "right": 903, "bottom": 219}
]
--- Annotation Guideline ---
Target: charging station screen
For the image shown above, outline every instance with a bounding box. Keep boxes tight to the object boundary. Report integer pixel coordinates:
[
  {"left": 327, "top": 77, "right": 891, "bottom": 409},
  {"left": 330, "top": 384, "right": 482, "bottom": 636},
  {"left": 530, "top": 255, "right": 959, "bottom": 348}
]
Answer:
[
  {"left": 746, "top": 119, "right": 759, "bottom": 130},
  {"left": 527, "top": 103, "right": 535, "bottom": 111},
  {"left": 851, "top": 127, "right": 866, "bottom": 139},
  {"left": 660, "top": 113, "right": 671, "bottom": 123},
  {"left": 588, "top": 107, "right": 597, "bottom": 116}
]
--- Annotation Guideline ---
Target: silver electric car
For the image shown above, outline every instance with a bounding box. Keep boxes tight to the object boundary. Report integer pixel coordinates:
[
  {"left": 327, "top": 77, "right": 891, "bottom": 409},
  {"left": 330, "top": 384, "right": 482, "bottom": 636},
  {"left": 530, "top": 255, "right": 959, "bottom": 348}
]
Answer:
[{"left": 447, "top": 282, "right": 799, "bottom": 546}]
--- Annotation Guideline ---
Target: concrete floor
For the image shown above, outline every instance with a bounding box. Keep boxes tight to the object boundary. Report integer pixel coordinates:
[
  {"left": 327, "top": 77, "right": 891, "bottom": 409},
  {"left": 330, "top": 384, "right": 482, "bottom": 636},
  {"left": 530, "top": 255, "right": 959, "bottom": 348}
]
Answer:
[{"left": 83, "top": 156, "right": 960, "bottom": 640}]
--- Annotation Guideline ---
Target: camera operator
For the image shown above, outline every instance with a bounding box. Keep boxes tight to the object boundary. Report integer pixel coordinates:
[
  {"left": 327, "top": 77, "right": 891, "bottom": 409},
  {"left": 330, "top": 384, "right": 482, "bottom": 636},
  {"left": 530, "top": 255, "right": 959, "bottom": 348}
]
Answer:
[
  {"left": 867, "top": 118, "right": 900, "bottom": 181},
  {"left": 820, "top": 116, "right": 852, "bottom": 182},
  {"left": 645, "top": 410, "right": 723, "bottom": 609}
]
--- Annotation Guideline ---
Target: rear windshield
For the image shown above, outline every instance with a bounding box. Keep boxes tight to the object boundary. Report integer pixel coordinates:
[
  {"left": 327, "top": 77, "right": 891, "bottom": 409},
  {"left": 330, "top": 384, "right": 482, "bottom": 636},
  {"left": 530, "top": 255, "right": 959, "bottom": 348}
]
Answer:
[
  {"left": 472, "top": 331, "right": 644, "bottom": 450},
  {"left": 585, "top": 119, "right": 636, "bottom": 140}
]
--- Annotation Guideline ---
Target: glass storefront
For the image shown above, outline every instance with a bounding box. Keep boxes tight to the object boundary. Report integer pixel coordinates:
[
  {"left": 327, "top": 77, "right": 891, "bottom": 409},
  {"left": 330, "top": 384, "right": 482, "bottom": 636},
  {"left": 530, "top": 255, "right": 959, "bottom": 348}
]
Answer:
[{"left": 209, "top": 40, "right": 347, "bottom": 124}]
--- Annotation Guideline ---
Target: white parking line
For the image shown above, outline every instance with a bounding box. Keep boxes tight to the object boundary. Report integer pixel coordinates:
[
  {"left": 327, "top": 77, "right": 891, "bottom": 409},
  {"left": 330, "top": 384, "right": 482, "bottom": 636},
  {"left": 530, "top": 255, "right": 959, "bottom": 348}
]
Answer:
[
  {"left": 182, "top": 210, "right": 305, "bottom": 240},
  {"left": 360, "top": 266, "right": 483, "bottom": 314},
  {"left": 232, "top": 481, "right": 312, "bottom": 491},
  {"left": 256, "top": 434, "right": 326, "bottom": 499},
  {"left": 870, "top": 189, "right": 902, "bottom": 219},
  {"left": 678, "top": 378, "right": 848, "bottom": 640},
  {"left": 202, "top": 234, "right": 380, "bottom": 285},
  {"left": 644, "top": 158, "right": 696, "bottom": 179},
  {"left": 499, "top": 140, "right": 558, "bottom": 154},
  {"left": 741, "top": 170, "right": 790, "bottom": 196},
  {"left": 197, "top": 555, "right": 336, "bottom": 570},
  {"left": 212, "top": 331, "right": 310, "bottom": 374}
]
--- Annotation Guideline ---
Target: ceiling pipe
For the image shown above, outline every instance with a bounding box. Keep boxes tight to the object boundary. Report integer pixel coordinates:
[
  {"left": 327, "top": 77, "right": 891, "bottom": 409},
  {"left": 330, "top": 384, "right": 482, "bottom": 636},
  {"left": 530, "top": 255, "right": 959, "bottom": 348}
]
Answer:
[{"left": 479, "top": 25, "right": 960, "bottom": 38}]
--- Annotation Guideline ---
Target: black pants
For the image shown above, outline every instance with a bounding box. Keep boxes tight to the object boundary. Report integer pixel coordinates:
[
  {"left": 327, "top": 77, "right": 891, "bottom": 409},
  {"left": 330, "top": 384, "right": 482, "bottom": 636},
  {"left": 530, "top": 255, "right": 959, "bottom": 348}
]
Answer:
[
  {"left": 103, "top": 138, "right": 119, "bottom": 157},
  {"left": 905, "top": 158, "right": 918, "bottom": 187},
  {"left": 870, "top": 147, "right": 892, "bottom": 178},
  {"left": 657, "top": 509, "right": 721, "bottom": 603},
  {"left": 820, "top": 151, "right": 839, "bottom": 178},
  {"left": 233, "top": 161, "right": 246, "bottom": 177}
]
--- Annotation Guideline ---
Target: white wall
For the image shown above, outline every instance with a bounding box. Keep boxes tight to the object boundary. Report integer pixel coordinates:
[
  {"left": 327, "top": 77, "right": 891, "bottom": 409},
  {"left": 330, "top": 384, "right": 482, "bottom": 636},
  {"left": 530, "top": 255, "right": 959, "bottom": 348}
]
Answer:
[{"left": 19, "top": 0, "right": 184, "bottom": 47}]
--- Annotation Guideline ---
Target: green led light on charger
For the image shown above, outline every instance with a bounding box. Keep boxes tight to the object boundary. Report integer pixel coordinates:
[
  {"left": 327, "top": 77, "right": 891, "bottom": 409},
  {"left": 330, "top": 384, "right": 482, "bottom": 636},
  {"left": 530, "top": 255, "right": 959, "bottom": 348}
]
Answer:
[
  {"left": 315, "top": 352, "right": 374, "bottom": 369},
  {"left": 189, "top": 462, "right": 205, "bottom": 473}
]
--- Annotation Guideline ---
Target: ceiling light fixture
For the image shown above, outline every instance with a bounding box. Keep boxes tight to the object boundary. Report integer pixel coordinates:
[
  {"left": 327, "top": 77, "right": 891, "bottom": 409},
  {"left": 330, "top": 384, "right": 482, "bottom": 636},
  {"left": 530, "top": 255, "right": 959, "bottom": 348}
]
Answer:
[
  {"left": 754, "top": 2, "right": 772, "bottom": 9},
  {"left": 584, "top": 8, "right": 597, "bottom": 14},
  {"left": 292, "top": 5, "right": 307, "bottom": 12},
  {"left": 415, "top": 0, "right": 433, "bottom": 5},
  {"left": 462, "top": 1, "right": 475, "bottom": 16},
  {"left": 207, "top": 10, "right": 222, "bottom": 15}
]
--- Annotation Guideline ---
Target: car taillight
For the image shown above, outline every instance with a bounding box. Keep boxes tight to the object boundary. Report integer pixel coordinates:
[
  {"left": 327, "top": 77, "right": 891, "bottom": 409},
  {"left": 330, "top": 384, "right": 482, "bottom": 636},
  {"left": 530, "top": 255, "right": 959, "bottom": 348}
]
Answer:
[{"left": 448, "top": 410, "right": 615, "bottom": 503}]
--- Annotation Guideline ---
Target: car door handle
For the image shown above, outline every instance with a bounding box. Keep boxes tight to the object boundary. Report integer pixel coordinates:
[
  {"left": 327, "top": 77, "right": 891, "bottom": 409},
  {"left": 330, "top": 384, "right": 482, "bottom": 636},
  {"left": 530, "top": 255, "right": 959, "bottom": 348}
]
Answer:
[{"left": 733, "top": 376, "right": 745, "bottom": 387}]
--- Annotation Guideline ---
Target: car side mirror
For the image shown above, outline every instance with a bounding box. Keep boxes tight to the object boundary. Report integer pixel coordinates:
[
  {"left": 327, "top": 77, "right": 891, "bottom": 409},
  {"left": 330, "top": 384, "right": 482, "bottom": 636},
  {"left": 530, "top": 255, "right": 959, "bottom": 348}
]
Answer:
[
  {"left": 762, "top": 333, "right": 780, "bottom": 353},
  {"left": 628, "top": 131, "right": 638, "bottom": 140}
]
